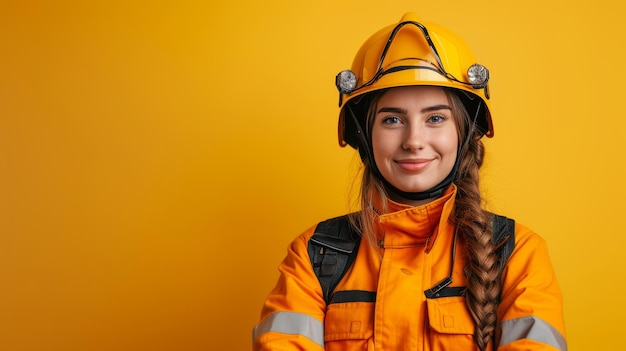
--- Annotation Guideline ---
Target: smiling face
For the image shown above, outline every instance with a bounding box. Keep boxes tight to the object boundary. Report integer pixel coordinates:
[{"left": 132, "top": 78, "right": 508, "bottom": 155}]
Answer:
[{"left": 370, "top": 86, "right": 459, "bottom": 203}]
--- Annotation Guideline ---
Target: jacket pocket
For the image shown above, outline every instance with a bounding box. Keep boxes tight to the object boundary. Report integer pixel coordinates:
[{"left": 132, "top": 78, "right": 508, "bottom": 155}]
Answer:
[
  {"left": 426, "top": 296, "right": 475, "bottom": 350},
  {"left": 324, "top": 302, "right": 374, "bottom": 351}
]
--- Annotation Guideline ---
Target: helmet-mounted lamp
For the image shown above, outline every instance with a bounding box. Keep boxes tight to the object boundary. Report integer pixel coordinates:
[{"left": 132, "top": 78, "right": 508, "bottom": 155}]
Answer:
[
  {"left": 336, "top": 70, "right": 358, "bottom": 94},
  {"left": 467, "top": 63, "right": 489, "bottom": 89}
]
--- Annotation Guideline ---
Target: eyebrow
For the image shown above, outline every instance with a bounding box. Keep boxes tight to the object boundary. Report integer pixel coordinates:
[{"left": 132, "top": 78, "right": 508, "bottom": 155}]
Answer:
[
  {"left": 377, "top": 107, "right": 407, "bottom": 114},
  {"left": 376, "top": 104, "right": 451, "bottom": 115}
]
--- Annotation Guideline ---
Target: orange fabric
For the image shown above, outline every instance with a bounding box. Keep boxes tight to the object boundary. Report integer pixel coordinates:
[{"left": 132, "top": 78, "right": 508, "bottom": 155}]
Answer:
[{"left": 253, "top": 185, "right": 566, "bottom": 350}]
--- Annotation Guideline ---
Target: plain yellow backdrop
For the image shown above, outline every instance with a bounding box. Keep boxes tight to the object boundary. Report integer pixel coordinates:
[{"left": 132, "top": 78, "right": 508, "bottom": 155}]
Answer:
[{"left": 1, "top": 0, "right": 624, "bottom": 350}]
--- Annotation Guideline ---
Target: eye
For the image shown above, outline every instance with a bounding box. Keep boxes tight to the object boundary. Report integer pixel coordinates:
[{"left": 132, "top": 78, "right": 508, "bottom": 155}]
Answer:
[
  {"left": 427, "top": 114, "right": 447, "bottom": 124},
  {"left": 381, "top": 116, "right": 402, "bottom": 124}
]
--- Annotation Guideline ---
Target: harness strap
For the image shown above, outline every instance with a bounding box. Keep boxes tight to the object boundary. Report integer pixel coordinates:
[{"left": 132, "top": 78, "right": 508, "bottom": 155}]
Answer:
[{"left": 307, "top": 214, "right": 360, "bottom": 304}]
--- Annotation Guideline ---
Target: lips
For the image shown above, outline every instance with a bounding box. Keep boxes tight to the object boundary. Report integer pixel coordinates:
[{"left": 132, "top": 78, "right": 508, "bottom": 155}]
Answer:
[{"left": 395, "top": 159, "right": 433, "bottom": 172}]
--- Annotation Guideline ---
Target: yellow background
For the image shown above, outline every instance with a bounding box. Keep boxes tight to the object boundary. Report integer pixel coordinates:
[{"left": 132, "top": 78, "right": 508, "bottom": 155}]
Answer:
[{"left": 1, "top": 0, "right": 624, "bottom": 350}]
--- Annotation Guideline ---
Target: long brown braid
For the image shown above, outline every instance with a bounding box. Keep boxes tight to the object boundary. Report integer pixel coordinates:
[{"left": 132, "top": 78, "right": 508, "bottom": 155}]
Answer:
[
  {"left": 454, "top": 135, "right": 498, "bottom": 351},
  {"left": 449, "top": 90, "right": 499, "bottom": 351}
]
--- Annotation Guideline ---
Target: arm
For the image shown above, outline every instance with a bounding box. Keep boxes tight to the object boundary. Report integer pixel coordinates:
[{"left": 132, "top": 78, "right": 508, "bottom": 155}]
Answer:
[
  {"left": 497, "top": 223, "right": 567, "bottom": 351},
  {"left": 253, "top": 228, "right": 327, "bottom": 351}
]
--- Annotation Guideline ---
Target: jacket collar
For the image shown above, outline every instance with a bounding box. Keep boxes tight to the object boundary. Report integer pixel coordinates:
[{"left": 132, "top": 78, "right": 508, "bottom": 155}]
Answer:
[{"left": 375, "top": 184, "right": 456, "bottom": 252}]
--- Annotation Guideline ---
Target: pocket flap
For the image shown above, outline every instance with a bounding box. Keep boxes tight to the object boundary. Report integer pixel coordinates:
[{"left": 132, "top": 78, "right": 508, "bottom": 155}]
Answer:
[
  {"left": 324, "top": 302, "right": 374, "bottom": 341},
  {"left": 426, "top": 297, "right": 474, "bottom": 335}
]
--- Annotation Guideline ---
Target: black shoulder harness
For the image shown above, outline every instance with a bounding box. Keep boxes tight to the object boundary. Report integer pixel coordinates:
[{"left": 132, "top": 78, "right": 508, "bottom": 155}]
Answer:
[{"left": 307, "top": 214, "right": 360, "bottom": 304}]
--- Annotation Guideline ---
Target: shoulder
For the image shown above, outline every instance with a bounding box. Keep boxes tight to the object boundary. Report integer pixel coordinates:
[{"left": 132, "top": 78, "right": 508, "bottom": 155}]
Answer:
[
  {"left": 488, "top": 214, "right": 552, "bottom": 269},
  {"left": 503, "top": 220, "right": 558, "bottom": 284},
  {"left": 489, "top": 213, "right": 548, "bottom": 251},
  {"left": 512, "top": 221, "right": 549, "bottom": 252},
  {"left": 288, "top": 214, "right": 354, "bottom": 250}
]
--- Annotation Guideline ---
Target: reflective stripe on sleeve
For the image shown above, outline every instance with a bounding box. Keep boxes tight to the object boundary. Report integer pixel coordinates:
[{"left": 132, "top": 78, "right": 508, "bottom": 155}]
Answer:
[
  {"left": 500, "top": 316, "right": 567, "bottom": 350},
  {"left": 252, "top": 311, "right": 324, "bottom": 347}
]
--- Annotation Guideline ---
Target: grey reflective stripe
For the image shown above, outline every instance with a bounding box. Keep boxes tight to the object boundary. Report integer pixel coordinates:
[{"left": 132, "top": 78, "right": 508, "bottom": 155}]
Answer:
[
  {"left": 252, "top": 311, "right": 324, "bottom": 347},
  {"left": 500, "top": 316, "right": 567, "bottom": 350}
]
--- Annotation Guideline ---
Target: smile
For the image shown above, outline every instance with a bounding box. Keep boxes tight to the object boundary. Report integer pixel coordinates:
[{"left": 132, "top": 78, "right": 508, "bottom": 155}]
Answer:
[{"left": 395, "top": 159, "right": 433, "bottom": 172}]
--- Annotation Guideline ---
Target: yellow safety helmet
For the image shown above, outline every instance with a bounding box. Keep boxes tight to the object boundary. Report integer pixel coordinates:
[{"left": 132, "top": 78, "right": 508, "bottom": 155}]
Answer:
[{"left": 337, "top": 12, "right": 493, "bottom": 150}]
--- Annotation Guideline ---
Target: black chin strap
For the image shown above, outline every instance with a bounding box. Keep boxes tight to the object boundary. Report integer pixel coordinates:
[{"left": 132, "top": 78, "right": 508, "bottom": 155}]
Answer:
[{"left": 346, "top": 99, "right": 482, "bottom": 202}]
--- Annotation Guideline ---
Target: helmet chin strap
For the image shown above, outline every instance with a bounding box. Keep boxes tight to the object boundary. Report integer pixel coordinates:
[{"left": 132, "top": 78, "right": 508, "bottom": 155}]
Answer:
[{"left": 347, "top": 99, "right": 482, "bottom": 203}]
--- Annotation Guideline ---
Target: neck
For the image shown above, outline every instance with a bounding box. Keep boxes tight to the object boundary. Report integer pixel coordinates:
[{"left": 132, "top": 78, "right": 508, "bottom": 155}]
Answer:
[{"left": 385, "top": 189, "right": 441, "bottom": 207}]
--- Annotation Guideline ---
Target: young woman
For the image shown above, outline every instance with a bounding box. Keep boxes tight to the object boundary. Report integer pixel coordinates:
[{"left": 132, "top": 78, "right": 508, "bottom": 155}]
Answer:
[{"left": 253, "top": 12, "right": 567, "bottom": 351}]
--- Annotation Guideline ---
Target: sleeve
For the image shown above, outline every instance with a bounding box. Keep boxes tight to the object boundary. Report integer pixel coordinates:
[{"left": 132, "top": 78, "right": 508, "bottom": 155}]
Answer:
[
  {"left": 252, "top": 227, "right": 327, "bottom": 351},
  {"left": 497, "top": 223, "right": 567, "bottom": 351}
]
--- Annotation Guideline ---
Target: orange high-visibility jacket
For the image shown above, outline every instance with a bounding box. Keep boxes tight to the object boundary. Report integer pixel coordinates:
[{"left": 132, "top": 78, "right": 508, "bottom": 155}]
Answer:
[{"left": 253, "top": 186, "right": 567, "bottom": 350}]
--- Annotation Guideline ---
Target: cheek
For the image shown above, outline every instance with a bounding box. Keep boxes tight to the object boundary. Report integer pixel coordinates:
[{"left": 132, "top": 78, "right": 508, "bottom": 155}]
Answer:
[
  {"left": 447, "top": 137, "right": 460, "bottom": 155},
  {"left": 435, "top": 130, "right": 459, "bottom": 159},
  {"left": 371, "top": 131, "right": 396, "bottom": 160}
]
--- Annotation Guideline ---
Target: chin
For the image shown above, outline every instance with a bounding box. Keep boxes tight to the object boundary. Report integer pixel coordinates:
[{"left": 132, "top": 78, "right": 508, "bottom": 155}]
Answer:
[{"left": 394, "top": 179, "right": 436, "bottom": 192}]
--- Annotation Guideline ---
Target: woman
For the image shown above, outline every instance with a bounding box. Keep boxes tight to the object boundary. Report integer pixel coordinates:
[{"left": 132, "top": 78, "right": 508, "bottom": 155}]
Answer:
[{"left": 253, "top": 12, "right": 566, "bottom": 351}]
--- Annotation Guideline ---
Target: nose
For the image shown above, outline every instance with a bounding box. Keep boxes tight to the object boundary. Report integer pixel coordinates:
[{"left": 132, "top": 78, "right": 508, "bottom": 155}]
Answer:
[{"left": 402, "top": 124, "right": 425, "bottom": 151}]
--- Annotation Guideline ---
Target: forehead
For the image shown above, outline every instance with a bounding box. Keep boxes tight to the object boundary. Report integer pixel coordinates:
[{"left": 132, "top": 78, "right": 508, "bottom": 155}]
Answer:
[{"left": 378, "top": 85, "right": 448, "bottom": 105}]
